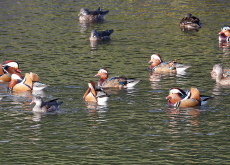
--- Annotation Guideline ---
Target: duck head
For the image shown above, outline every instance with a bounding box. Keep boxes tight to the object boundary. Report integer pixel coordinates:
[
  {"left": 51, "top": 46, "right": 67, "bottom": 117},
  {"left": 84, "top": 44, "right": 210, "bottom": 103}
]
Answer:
[
  {"left": 30, "top": 96, "right": 42, "bottom": 105},
  {"left": 185, "top": 13, "right": 193, "bottom": 18},
  {"left": 219, "top": 25, "right": 230, "bottom": 36},
  {"left": 211, "top": 64, "right": 224, "bottom": 82},
  {"left": 148, "top": 54, "right": 163, "bottom": 70},
  {"left": 90, "top": 29, "right": 100, "bottom": 39},
  {"left": 2, "top": 60, "right": 21, "bottom": 73},
  {"left": 95, "top": 68, "right": 109, "bottom": 78},
  {"left": 166, "top": 88, "right": 187, "bottom": 105},
  {"left": 78, "top": 8, "right": 90, "bottom": 16}
]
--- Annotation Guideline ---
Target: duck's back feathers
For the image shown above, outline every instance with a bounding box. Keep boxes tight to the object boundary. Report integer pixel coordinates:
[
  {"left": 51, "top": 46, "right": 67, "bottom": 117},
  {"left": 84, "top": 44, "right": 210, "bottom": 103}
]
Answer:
[
  {"left": 78, "top": 7, "right": 109, "bottom": 22},
  {"left": 90, "top": 29, "right": 114, "bottom": 41},
  {"left": 180, "top": 13, "right": 202, "bottom": 29}
]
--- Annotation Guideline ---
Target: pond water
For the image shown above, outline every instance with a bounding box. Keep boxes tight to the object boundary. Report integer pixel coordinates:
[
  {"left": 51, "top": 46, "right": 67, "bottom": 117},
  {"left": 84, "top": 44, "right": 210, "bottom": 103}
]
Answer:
[{"left": 1, "top": 0, "right": 230, "bottom": 164}]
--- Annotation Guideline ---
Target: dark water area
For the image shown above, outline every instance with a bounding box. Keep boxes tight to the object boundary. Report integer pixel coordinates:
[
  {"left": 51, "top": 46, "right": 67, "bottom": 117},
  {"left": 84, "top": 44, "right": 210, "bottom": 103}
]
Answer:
[{"left": 1, "top": 0, "right": 230, "bottom": 164}]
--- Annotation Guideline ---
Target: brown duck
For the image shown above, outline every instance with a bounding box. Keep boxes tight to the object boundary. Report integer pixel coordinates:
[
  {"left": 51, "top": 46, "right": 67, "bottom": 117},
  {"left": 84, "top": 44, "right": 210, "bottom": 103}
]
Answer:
[{"left": 78, "top": 7, "right": 109, "bottom": 22}]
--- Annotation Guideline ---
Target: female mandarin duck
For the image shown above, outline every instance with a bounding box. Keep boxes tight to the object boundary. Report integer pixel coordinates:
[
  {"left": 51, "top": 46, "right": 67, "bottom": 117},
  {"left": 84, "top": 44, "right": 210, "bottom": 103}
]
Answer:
[
  {"left": 0, "top": 60, "right": 21, "bottom": 82},
  {"left": 219, "top": 26, "right": 230, "bottom": 42},
  {"left": 78, "top": 7, "right": 109, "bottom": 22},
  {"left": 83, "top": 81, "right": 109, "bottom": 104},
  {"left": 211, "top": 64, "right": 230, "bottom": 85},
  {"left": 8, "top": 72, "right": 43, "bottom": 92},
  {"left": 30, "top": 96, "right": 63, "bottom": 113},
  {"left": 90, "top": 29, "right": 114, "bottom": 41},
  {"left": 179, "top": 13, "right": 202, "bottom": 29},
  {"left": 166, "top": 87, "right": 212, "bottom": 108},
  {"left": 95, "top": 68, "right": 140, "bottom": 88},
  {"left": 211, "top": 64, "right": 230, "bottom": 79},
  {"left": 148, "top": 54, "right": 190, "bottom": 73}
]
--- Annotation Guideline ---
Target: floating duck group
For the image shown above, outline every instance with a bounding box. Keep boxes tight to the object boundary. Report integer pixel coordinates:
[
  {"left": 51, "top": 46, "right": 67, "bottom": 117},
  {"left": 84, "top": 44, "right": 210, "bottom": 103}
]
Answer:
[{"left": 2, "top": 8, "right": 229, "bottom": 112}]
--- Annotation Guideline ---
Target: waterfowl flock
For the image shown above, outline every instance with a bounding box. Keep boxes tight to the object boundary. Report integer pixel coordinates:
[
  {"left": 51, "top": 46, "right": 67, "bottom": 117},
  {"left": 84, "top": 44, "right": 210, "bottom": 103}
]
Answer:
[{"left": 2, "top": 7, "right": 230, "bottom": 113}]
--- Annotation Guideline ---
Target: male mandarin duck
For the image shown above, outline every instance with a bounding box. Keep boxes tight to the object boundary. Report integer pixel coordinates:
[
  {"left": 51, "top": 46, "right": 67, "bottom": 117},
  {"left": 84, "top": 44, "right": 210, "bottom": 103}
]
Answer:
[
  {"left": 211, "top": 64, "right": 230, "bottom": 85},
  {"left": 78, "top": 7, "right": 109, "bottom": 22},
  {"left": 30, "top": 96, "right": 63, "bottom": 113},
  {"left": 166, "top": 87, "right": 212, "bottom": 108},
  {"left": 179, "top": 13, "right": 202, "bottom": 29},
  {"left": 211, "top": 64, "right": 230, "bottom": 79},
  {"left": 0, "top": 60, "right": 21, "bottom": 82},
  {"left": 95, "top": 68, "right": 140, "bottom": 88},
  {"left": 83, "top": 81, "right": 109, "bottom": 104},
  {"left": 148, "top": 54, "right": 190, "bottom": 73},
  {"left": 219, "top": 26, "right": 230, "bottom": 42},
  {"left": 8, "top": 72, "right": 44, "bottom": 92},
  {"left": 90, "top": 29, "right": 114, "bottom": 41}
]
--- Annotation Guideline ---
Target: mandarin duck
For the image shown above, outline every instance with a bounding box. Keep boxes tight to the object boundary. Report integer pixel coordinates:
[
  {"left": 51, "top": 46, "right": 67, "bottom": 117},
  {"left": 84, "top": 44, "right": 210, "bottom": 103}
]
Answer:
[
  {"left": 211, "top": 64, "right": 230, "bottom": 85},
  {"left": 90, "top": 29, "right": 114, "bottom": 41},
  {"left": 8, "top": 72, "right": 44, "bottom": 92},
  {"left": 219, "top": 26, "right": 230, "bottom": 42},
  {"left": 179, "top": 13, "right": 202, "bottom": 29},
  {"left": 83, "top": 81, "right": 109, "bottom": 104},
  {"left": 148, "top": 54, "right": 190, "bottom": 73},
  {"left": 30, "top": 96, "right": 63, "bottom": 113},
  {"left": 78, "top": 7, "right": 109, "bottom": 22},
  {"left": 95, "top": 68, "right": 140, "bottom": 88},
  {"left": 166, "top": 87, "right": 212, "bottom": 108},
  {"left": 0, "top": 60, "right": 21, "bottom": 82}
]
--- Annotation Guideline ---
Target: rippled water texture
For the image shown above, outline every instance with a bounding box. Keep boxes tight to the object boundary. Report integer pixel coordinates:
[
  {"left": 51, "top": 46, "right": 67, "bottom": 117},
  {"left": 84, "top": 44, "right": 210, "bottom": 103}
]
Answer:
[{"left": 1, "top": 0, "right": 230, "bottom": 164}]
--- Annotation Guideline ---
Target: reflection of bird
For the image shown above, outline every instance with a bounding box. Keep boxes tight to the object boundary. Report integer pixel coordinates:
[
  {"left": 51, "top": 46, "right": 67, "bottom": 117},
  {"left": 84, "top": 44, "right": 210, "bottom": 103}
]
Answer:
[
  {"left": 219, "top": 26, "right": 230, "bottom": 42},
  {"left": 0, "top": 60, "right": 21, "bottom": 82},
  {"left": 30, "top": 96, "right": 63, "bottom": 113},
  {"left": 211, "top": 64, "right": 230, "bottom": 85},
  {"left": 90, "top": 29, "right": 114, "bottom": 41},
  {"left": 95, "top": 68, "right": 140, "bottom": 88},
  {"left": 166, "top": 87, "right": 212, "bottom": 107},
  {"left": 148, "top": 54, "right": 190, "bottom": 73},
  {"left": 83, "top": 81, "right": 109, "bottom": 104},
  {"left": 179, "top": 13, "right": 202, "bottom": 29},
  {"left": 78, "top": 7, "right": 109, "bottom": 22}
]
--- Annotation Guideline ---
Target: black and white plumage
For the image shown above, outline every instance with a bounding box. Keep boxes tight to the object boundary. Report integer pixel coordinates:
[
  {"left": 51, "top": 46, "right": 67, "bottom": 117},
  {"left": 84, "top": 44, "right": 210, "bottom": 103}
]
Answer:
[
  {"left": 30, "top": 96, "right": 63, "bottom": 113},
  {"left": 90, "top": 29, "right": 114, "bottom": 41}
]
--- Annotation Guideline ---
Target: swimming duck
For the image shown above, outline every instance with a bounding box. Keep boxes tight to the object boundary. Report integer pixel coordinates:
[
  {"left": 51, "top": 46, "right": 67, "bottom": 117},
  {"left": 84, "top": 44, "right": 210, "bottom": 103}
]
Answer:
[
  {"left": 95, "top": 68, "right": 140, "bottom": 88},
  {"left": 0, "top": 60, "right": 21, "bottom": 82},
  {"left": 219, "top": 26, "right": 230, "bottom": 42},
  {"left": 166, "top": 87, "right": 212, "bottom": 107},
  {"left": 210, "top": 64, "right": 230, "bottom": 79},
  {"left": 8, "top": 72, "right": 43, "bottom": 92},
  {"left": 8, "top": 70, "right": 48, "bottom": 91},
  {"left": 211, "top": 64, "right": 230, "bottom": 85},
  {"left": 30, "top": 96, "right": 63, "bottom": 113},
  {"left": 179, "top": 13, "right": 202, "bottom": 29},
  {"left": 78, "top": 7, "right": 109, "bottom": 22},
  {"left": 83, "top": 81, "right": 109, "bottom": 104},
  {"left": 148, "top": 54, "right": 190, "bottom": 73},
  {"left": 90, "top": 29, "right": 114, "bottom": 41}
]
